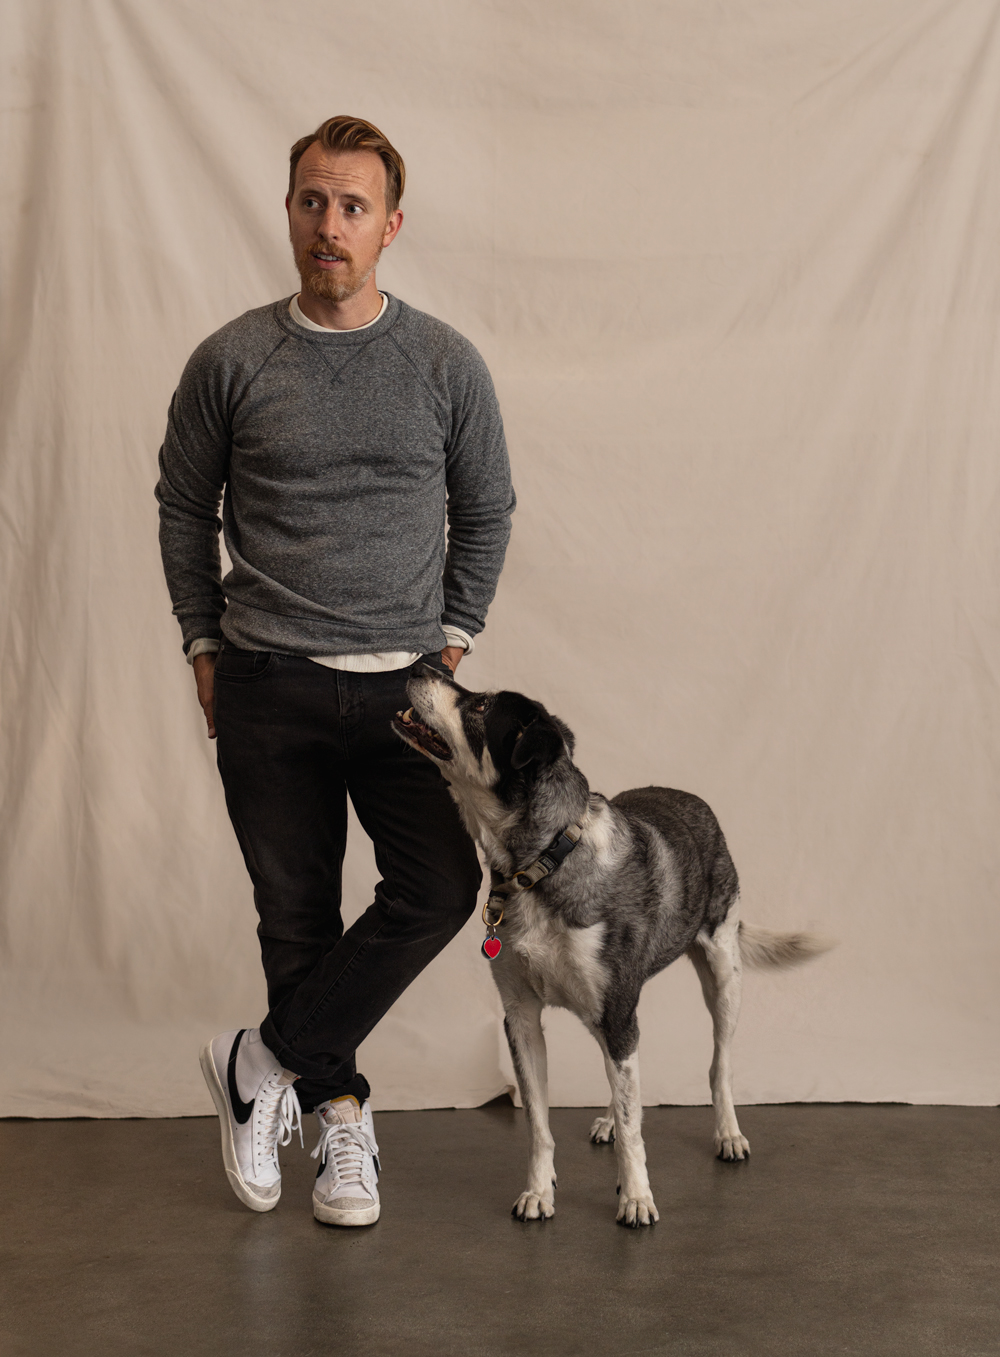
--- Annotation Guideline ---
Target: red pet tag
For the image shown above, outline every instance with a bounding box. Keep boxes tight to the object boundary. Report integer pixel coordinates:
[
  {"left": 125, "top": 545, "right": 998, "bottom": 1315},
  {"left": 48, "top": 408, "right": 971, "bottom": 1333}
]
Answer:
[{"left": 481, "top": 897, "right": 504, "bottom": 960}]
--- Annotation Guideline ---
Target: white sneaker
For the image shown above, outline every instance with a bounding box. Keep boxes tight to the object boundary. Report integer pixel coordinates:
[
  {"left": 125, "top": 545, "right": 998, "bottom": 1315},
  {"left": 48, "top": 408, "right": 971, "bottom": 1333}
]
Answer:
[
  {"left": 310, "top": 1096, "right": 381, "bottom": 1226},
  {"left": 199, "top": 1028, "right": 302, "bottom": 1212}
]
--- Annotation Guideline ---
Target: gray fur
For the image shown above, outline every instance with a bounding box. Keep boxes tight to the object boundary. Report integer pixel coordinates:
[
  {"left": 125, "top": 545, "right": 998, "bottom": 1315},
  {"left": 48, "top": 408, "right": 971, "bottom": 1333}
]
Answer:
[{"left": 392, "top": 666, "right": 830, "bottom": 1227}]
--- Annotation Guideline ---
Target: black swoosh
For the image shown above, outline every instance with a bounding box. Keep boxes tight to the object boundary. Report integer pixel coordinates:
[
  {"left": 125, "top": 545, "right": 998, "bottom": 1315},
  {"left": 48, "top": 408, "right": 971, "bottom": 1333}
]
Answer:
[{"left": 226, "top": 1030, "right": 255, "bottom": 1125}]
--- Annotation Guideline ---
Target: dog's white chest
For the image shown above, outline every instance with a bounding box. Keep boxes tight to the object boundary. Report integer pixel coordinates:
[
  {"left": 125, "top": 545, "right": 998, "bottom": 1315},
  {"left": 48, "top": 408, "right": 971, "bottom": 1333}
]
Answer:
[{"left": 512, "top": 910, "right": 608, "bottom": 1021}]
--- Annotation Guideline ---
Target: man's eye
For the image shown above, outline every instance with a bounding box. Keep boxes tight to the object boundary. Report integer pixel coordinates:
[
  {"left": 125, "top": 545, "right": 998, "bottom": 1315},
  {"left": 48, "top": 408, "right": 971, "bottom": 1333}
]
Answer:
[{"left": 346, "top": 204, "right": 363, "bottom": 214}]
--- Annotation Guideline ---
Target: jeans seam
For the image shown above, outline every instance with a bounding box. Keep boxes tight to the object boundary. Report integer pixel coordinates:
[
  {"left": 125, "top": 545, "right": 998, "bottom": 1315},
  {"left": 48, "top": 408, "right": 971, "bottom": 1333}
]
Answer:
[
  {"left": 335, "top": 669, "right": 346, "bottom": 754},
  {"left": 334, "top": 669, "right": 365, "bottom": 758}
]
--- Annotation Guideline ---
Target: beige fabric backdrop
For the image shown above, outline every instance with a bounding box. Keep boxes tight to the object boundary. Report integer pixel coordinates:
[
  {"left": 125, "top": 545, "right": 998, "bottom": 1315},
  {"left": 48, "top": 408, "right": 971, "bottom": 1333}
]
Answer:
[{"left": 2, "top": 0, "right": 999, "bottom": 1117}]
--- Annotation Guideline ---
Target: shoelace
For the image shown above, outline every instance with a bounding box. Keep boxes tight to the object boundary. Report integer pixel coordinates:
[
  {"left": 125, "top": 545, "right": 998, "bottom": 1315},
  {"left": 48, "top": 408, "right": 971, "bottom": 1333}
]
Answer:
[
  {"left": 255, "top": 1077, "right": 303, "bottom": 1167},
  {"left": 310, "top": 1120, "right": 378, "bottom": 1188}
]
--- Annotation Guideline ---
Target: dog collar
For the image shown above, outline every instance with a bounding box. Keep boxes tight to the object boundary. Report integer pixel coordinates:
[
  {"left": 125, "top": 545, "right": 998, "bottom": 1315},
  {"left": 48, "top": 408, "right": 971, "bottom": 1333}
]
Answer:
[{"left": 481, "top": 821, "right": 585, "bottom": 960}]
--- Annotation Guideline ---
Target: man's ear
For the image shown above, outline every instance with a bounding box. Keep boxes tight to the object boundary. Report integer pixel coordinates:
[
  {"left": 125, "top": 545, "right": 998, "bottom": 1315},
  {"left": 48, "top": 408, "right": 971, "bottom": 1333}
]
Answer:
[{"left": 510, "top": 717, "right": 564, "bottom": 772}]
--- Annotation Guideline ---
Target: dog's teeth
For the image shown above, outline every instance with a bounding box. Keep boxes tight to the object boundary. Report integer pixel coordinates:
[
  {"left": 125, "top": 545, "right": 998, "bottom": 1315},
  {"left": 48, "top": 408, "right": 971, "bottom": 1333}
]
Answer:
[{"left": 404, "top": 708, "right": 414, "bottom": 722}]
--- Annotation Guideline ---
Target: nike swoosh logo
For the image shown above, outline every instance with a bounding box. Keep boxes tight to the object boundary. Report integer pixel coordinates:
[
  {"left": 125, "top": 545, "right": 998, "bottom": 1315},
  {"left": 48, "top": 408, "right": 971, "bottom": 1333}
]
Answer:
[{"left": 227, "top": 1030, "right": 255, "bottom": 1125}]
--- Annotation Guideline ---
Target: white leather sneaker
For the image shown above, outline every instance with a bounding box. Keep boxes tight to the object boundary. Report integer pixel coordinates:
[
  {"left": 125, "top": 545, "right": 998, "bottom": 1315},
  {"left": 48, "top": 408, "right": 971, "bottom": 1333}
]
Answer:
[
  {"left": 310, "top": 1096, "right": 380, "bottom": 1226},
  {"left": 199, "top": 1028, "right": 302, "bottom": 1212}
]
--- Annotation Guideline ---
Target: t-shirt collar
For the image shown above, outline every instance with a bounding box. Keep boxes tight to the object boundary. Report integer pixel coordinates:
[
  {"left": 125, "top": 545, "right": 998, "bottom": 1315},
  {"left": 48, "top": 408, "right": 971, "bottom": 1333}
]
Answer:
[{"left": 288, "top": 291, "right": 388, "bottom": 333}]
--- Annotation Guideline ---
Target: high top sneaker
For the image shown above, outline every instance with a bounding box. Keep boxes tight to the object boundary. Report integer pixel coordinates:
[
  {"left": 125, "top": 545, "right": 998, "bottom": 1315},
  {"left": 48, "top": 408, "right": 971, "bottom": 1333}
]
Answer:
[
  {"left": 199, "top": 1028, "right": 302, "bottom": 1212},
  {"left": 310, "top": 1096, "right": 380, "bottom": 1226}
]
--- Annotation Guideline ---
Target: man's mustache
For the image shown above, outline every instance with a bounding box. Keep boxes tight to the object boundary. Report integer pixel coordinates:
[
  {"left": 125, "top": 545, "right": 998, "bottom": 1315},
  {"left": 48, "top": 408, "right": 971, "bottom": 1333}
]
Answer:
[{"left": 300, "top": 241, "right": 355, "bottom": 266}]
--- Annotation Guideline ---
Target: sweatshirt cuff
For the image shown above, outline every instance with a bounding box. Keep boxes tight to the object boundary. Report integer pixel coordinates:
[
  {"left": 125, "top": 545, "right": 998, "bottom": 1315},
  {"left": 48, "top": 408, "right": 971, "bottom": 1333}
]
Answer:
[
  {"left": 442, "top": 625, "right": 475, "bottom": 655},
  {"left": 186, "top": 637, "right": 221, "bottom": 665}
]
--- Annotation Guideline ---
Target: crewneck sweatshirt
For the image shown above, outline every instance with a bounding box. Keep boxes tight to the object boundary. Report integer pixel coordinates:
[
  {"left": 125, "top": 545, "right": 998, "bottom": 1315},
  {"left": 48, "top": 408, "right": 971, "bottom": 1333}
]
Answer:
[{"left": 156, "top": 293, "right": 515, "bottom": 657}]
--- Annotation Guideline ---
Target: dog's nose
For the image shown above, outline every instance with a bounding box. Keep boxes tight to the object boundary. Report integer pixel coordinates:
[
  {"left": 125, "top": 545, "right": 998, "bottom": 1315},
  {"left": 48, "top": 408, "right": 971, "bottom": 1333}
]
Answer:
[{"left": 412, "top": 661, "right": 448, "bottom": 681}]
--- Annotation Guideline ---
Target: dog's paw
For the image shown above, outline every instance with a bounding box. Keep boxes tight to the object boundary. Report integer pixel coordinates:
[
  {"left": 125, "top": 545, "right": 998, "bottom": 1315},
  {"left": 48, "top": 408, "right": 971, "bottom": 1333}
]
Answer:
[
  {"left": 512, "top": 1191, "right": 555, "bottom": 1222},
  {"left": 589, "top": 1114, "right": 615, "bottom": 1144},
  {"left": 616, "top": 1195, "right": 658, "bottom": 1228},
  {"left": 715, "top": 1133, "right": 751, "bottom": 1162}
]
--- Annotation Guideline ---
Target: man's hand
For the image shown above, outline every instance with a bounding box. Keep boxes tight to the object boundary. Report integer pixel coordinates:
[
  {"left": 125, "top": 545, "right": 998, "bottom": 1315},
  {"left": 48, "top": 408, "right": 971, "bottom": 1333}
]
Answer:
[
  {"left": 441, "top": 646, "right": 464, "bottom": 675},
  {"left": 192, "top": 652, "right": 218, "bottom": 739}
]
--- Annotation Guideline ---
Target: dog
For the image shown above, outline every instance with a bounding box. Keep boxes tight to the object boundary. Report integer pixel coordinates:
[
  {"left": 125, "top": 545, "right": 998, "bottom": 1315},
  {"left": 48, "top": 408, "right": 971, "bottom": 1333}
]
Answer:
[{"left": 393, "top": 664, "right": 829, "bottom": 1227}]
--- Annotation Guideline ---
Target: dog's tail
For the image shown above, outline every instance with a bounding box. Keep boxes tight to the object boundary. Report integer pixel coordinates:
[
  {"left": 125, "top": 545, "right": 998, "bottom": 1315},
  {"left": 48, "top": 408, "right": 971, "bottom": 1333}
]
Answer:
[{"left": 738, "top": 922, "right": 833, "bottom": 970}]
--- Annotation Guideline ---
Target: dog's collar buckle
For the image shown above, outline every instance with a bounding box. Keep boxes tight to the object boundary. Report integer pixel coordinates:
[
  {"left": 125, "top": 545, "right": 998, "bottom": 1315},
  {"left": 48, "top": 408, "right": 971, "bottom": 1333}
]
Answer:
[{"left": 508, "top": 821, "right": 584, "bottom": 893}]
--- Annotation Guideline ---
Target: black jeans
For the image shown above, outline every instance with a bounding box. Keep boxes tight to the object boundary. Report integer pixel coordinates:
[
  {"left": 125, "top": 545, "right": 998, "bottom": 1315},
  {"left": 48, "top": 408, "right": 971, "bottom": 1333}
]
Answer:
[{"left": 213, "top": 642, "right": 482, "bottom": 1112}]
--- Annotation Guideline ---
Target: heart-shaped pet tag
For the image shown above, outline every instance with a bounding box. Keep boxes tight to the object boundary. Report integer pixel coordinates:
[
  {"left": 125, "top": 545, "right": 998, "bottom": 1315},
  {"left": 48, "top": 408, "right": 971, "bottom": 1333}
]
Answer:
[{"left": 482, "top": 937, "right": 502, "bottom": 960}]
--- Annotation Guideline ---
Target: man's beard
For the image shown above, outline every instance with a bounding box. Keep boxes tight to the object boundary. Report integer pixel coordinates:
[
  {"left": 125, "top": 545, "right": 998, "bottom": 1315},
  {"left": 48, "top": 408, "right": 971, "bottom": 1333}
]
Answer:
[{"left": 294, "top": 239, "right": 381, "bottom": 304}]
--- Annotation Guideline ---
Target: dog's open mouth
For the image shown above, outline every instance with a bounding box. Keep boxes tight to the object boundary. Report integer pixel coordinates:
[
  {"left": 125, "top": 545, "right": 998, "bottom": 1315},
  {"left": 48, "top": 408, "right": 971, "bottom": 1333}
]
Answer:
[{"left": 393, "top": 708, "right": 453, "bottom": 761}]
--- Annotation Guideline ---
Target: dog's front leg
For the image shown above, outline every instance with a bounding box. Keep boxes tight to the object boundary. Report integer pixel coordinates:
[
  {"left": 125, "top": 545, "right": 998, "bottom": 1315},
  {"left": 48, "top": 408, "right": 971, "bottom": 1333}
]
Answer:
[
  {"left": 503, "top": 995, "right": 556, "bottom": 1221},
  {"left": 602, "top": 1047, "right": 658, "bottom": 1227}
]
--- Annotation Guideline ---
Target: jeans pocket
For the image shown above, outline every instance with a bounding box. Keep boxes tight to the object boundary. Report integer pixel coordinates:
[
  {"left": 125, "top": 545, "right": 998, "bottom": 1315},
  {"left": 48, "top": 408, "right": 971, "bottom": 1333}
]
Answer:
[{"left": 214, "top": 643, "right": 274, "bottom": 681}]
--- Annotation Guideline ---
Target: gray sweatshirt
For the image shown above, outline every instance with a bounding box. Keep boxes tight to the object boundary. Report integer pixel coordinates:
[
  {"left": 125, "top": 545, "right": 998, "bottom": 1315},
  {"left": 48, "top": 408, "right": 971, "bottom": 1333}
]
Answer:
[{"left": 156, "top": 293, "right": 515, "bottom": 656}]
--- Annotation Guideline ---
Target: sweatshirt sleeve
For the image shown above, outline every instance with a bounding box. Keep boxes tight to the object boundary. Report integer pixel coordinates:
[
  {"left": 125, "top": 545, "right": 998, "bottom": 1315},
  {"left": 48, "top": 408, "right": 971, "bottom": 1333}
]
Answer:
[
  {"left": 154, "top": 339, "right": 234, "bottom": 653},
  {"left": 441, "top": 346, "right": 516, "bottom": 638}
]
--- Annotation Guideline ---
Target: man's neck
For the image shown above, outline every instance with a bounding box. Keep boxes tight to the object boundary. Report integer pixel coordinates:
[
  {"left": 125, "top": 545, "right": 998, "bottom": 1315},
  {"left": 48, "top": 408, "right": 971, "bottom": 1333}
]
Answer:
[{"left": 295, "top": 278, "right": 383, "bottom": 331}]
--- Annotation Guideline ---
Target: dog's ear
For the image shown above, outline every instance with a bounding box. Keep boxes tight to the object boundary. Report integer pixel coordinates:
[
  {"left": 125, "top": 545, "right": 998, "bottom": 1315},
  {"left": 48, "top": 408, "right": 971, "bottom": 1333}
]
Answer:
[
  {"left": 510, "top": 717, "right": 565, "bottom": 772},
  {"left": 552, "top": 715, "right": 575, "bottom": 758}
]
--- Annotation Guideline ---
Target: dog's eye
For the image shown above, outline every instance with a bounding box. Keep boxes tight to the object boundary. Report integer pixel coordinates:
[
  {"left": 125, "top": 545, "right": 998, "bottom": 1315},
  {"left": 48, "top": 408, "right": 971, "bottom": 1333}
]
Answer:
[{"left": 474, "top": 702, "right": 486, "bottom": 714}]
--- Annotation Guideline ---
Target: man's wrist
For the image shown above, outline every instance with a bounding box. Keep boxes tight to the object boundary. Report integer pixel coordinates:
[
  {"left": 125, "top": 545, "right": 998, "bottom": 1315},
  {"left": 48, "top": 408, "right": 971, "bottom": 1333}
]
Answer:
[
  {"left": 442, "top": 625, "right": 475, "bottom": 656},
  {"left": 187, "top": 638, "right": 221, "bottom": 665}
]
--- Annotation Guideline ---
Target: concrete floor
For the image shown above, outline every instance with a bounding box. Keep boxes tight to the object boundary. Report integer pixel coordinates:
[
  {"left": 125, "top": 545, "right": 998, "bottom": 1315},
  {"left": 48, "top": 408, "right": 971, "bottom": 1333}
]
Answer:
[{"left": 0, "top": 1103, "right": 997, "bottom": 1357}]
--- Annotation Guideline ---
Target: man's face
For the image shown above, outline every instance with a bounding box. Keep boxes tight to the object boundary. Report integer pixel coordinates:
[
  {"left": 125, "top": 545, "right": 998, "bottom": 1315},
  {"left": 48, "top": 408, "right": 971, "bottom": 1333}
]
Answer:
[{"left": 286, "top": 144, "right": 403, "bottom": 304}]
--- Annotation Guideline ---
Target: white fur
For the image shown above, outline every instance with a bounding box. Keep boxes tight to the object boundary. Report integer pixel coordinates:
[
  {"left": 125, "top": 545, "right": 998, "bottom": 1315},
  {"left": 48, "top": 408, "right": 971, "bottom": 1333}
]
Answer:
[
  {"left": 689, "top": 903, "right": 750, "bottom": 1160},
  {"left": 581, "top": 799, "right": 620, "bottom": 868},
  {"left": 503, "top": 993, "right": 557, "bottom": 1221},
  {"left": 589, "top": 1108, "right": 616, "bottom": 1145},
  {"left": 492, "top": 903, "right": 611, "bottom": 1221},
  {"left": 601, "top": 1049, "right": 659, "bottom": 1226},
  {"left": 407, "top": 682, "right": 521, "bottom": 869},
  {"left": 511, "top": 901, "right": 608, "bottom": 1023}
]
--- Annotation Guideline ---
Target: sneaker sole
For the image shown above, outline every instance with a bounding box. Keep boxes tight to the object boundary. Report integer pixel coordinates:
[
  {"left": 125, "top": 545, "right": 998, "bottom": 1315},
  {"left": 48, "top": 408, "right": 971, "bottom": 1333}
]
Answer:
[
  {"left": 312, "top": 1194, "right": 380, "bottom": 1227},
  {"left": 199, "top": 1043, "right": 281, "bottom": 1213}
]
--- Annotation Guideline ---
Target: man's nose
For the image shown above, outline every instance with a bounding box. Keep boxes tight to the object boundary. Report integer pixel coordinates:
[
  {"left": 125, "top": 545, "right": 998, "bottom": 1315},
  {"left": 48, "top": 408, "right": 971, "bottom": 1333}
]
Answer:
[{"left": 318, "top": 207, "right": 341, "bottom": 240}]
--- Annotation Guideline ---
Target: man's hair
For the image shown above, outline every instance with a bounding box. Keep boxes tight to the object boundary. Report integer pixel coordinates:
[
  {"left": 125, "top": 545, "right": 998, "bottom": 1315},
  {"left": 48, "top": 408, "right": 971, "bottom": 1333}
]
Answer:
[{"left": 288, "top": 116, "right": 405, "bottom": 215}]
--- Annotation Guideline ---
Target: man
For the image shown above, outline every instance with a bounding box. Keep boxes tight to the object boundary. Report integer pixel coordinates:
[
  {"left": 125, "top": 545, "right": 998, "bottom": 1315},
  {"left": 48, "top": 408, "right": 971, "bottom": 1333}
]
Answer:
[{"left": 156, "top": 115, "right": 514, "bottom": 1227}]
